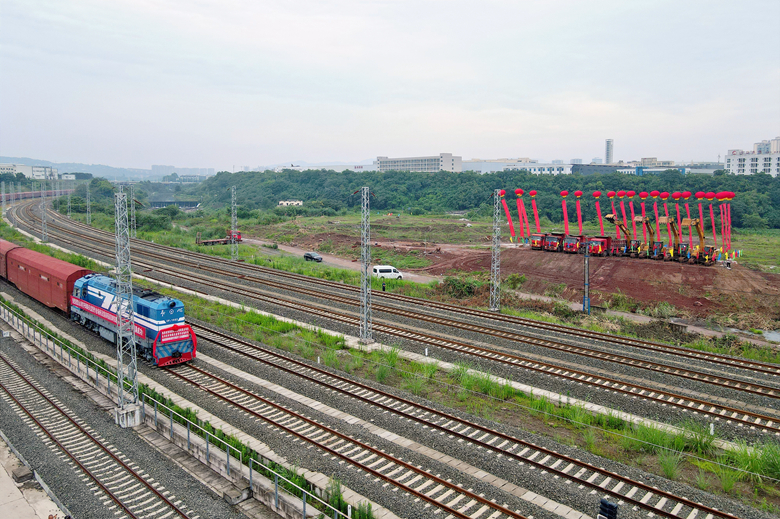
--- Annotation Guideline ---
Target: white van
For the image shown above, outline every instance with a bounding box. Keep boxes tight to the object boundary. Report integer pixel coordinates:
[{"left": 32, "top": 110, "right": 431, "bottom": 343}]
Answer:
[{"left": 372, "top": 265, "right": 403, "bottom": 280}]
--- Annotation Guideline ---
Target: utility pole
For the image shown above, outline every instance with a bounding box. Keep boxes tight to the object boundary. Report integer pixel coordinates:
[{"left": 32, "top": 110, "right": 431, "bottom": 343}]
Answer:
[
  {"left": 86, "top": 185, "right": 91, "bottom": 225},
  {"left": 40, "top": 182, "right": 48, "bottom": 242},
  {"left": 129, "top": 184, "right": 136, "bottom": 238},
  {"left": 67, "top": 182, "right": 71, "bottom": 218},
  {"left": 583, "top": 248, "right": 591, "bottom": 314},
  {"left": 113, "top": 189, "right": 140, "bottom": 427},
  {"left": 8, "top": 183, "right": 13, "bottom": 225},
  {"left": 230, "top": 186, "right": 238, "bottom": 261},
  {"left": 489, "top": 189, "right": 501, "bottom": 312},
  {"left": 359, "top": 186, "right": 373, "bottom": 343},
  {"left": 1, "top": 181, "right": 5, "bottom": 218}
]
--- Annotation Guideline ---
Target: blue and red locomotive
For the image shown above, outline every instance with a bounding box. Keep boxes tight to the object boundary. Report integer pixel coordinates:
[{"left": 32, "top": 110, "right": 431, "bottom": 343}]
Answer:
[{"left": 0, "top": 239, "right": 196, "bottom": 367}]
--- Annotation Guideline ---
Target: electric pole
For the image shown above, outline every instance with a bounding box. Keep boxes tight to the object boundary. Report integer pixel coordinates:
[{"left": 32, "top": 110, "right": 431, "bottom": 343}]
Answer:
[
  {"left": 583, "top": 248, "right": 591, "bottom": 314},
  {"left": 359, "top": 187, "right": 373, "bottom": 343},
  {"left": 489, "top": 189, "right": 501, "bottom": 312},
  {"left": 67, "top": 182, "right": 71, "bottom": 218},
  {"left": 113, "top": 189, "right": 140, "bottom": 427},
  {"left": 8, "top": 183, "right": 13, "bottom": 225},
  {"left": 86, "top": 185, "right": 91, "bottom": 225},
  {"left": 230, "top": 186, "right": 238, "bottom": 261},
  {"left": 40, "top": 182, "right": 48, "bottom": 242},
  {"left": 130, "top": 184, "right": 136, "bottom": 238},
  {"left": 1, "top": 181, "right": 5, "bottom": 218}
]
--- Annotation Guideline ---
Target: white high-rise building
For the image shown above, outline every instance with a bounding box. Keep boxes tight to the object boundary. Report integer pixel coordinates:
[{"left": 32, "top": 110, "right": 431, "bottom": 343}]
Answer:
[
  {"left": 726, "top": 137, "right": 780, "bottom": 176},
  {"left": 605, "top": 139, "right": 614, "bottom": 165}
]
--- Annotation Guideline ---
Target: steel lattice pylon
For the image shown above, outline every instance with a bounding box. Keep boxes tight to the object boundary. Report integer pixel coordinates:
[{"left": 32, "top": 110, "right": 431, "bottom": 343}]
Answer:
[
  {"left": 359, "top": 186, "right": 372, "bottom": 343},
  {"left": 114, "top": 191, "right": 139, "bottom": 409},
  {"left": 489, "top": 189, "right": 501, "bottom": 312},
  {"left": 40, "top": 182, "right": 48, "bottom": 242},
  {"left": 86, "top": 186, "right": 92, "bottom": 225},
  {"left": 230, "top": 186, "right": 238, "bottom": 261},
  {"left": 8, "top": 183, "right": 13, "bottom": 225},
  {"left": 130, "top": 184, "right": 137, "bottom": 238}
]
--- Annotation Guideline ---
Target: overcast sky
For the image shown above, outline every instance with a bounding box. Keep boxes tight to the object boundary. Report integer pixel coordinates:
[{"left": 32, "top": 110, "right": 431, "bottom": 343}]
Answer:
[{"left": 2, "top": 0, "right": 779, "bottom": 170}]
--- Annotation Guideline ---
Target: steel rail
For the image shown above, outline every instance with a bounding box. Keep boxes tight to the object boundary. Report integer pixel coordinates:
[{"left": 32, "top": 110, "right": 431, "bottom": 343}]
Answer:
[
  {"left": 167, "top": 363, "right": 527, "bottom": 519},
  {"left": 29, "top": 202, "right": 780, "bottom": 379},
  {"left": 192, "top": 322, "right": 741, "bottom": 519},
  {"left": 0, "top": 353, "right": 189, "bottom": 519},
  {"left": 19, "top": 204, "right": 780, "bottom": 402},
  {"left": 16, "top": 204, "right": 780, "bottom": 432}
]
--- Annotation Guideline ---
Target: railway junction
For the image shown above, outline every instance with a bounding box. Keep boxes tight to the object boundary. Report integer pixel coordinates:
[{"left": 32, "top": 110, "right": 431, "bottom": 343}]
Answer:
[{"left": 0, "top": 196, "right": 777, "bottom": 519}]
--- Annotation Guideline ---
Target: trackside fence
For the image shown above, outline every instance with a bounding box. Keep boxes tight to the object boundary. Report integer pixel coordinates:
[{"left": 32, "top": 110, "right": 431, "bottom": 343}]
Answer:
[{"left": 0, "top": 298, "right": 361, "bottom": 519}]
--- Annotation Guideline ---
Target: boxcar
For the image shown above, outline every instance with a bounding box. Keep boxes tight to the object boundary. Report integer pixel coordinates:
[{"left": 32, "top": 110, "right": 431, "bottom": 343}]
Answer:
[
  {"left": 0, "top": 239, "right": 22, "bottom": 279},
  {"left": 6, "top": 247, "right": 92, "bottom": 312}
]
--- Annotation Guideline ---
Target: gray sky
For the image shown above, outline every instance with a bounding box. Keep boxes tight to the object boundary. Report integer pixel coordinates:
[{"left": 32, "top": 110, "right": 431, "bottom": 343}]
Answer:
[{"left": 2, "top": 0, "right": 779, "bottom": 170}]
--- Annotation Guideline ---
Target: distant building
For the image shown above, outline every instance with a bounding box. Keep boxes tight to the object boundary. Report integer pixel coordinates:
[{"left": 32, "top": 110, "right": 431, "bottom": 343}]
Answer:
[
  {"left": 591, "top": 158, "right": 603, "bottom": 164},
  {"left": 503, "top": 163, "right": 572, "bottom": 175},
  {"left": 605, "top": 139, "right": 614, "bottom": 165},
  {"left": 551, "top": 159, "right": 564, "bottom": 164},
  {"left": 61, "top": 174, "right": 76, "bottom": 180},
  {"left": 617, "top": 167, "right": 686, "bottom": 176},
  {"left": 278, "top": 200, "right": 303, "bottom": 206},
  {"left": 726, "top": 137, "right": 780, "bottom": 176},
  {"left": 0, "top": 164, "right": 58, "bottom": 179},
  {"left": 273, "top": 163, "right": 376, "bottom": 173},
  {"left": 375, "top": 153, "right": 462, "bottom": 173},
  {"left": 640, "top": 157, "right": 675, "bottom": 167},
  {"left": 570, "top": 159, "right": 583, "bottom": 164},
  {"left": 461, "top": 158, "right": 536, "bottom": 174},
  {"left": 178, "top": 175, "right": 209, "bottom": 182},
  {"left": 152, "top": 165, "right": 215, "bottom": 177},
  {"left": 572, "top": 164, "right": 622, "bottom": 175}
]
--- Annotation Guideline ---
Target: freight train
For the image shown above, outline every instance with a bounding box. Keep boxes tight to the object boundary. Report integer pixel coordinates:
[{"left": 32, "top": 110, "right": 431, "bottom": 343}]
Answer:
[{"left": 0, "top": 239, "right": 196, "bottom": 366}]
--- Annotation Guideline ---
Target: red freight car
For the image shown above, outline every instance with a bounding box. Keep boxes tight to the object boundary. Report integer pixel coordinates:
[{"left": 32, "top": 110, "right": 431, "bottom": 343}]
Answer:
[
  {"left": 5, "top": 246, "right": 92, "bottom": 312},
  {"left": 0, "top": 240, "right": 21, "bottom": 279}
]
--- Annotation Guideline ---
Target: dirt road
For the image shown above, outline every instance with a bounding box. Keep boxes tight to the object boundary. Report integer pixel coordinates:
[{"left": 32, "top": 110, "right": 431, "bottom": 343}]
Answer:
[{"left": 242, "top": 238, "right": 439, "bottom": 284}]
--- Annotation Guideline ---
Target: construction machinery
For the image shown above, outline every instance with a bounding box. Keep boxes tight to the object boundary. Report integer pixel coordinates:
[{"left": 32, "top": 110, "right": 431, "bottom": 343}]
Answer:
[
  {"left": 543, "top": 233, "right": 565, "bottom": 252},
  {"left": 657, "top": 216, "right": 687, "bottom": 261},
  {"left": 196, "top": 229, "right": 242, "bottom": 246},
  {"left": 587, "top": 236, "right": 625, "bottom": 256},
  {"left": 631, "top": 216, "right": 658, "bottom": 259},
  {"left": 682, "top": 218, "right": 717, "bottom": 266},
  {"left": 604, "top": 214, "right": 634, "bottom": 256},
  {"left": 563, "top": 235, "right": 589, "bottom": 254},
  {"left": 530, "top": 233, "right": 547, "bottom": 250}
]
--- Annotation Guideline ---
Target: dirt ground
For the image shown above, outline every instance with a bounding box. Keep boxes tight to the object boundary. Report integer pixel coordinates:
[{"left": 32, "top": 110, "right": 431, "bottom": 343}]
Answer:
[{"left": 279, "top": 232, "right": 779, "bottom": 319}]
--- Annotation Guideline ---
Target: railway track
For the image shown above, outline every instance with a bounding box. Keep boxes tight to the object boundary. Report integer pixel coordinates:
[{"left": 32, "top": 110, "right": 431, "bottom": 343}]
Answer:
[
  {"left": 15, "top": 202, "right": 780, "bottom": 435},
  {"left": 192, "top": 322, "right": 741, "bottom": 519},
  {"left": 0, "top": 352, "right": 194, "bottom": 519},
  {"left": 19, "top": 201, "right": 780, "bottom": 384},
  {"left": 27, "top": 201, "right": 780, "bottom": 383},
  {"left": 168, "top": 362, "right": 527, "bottom": 519}
]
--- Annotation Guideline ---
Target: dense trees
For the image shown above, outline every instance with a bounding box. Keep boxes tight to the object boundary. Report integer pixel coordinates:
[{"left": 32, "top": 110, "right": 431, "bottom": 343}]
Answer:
[{"left": 193, "top": 169, "right": 780, "bottom": 229}]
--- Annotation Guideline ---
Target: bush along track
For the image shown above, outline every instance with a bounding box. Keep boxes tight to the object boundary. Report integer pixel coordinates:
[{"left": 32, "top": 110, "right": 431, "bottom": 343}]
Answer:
[
  {"left": 0, "top": 294, "right": 374, "bottom": 519},
  {"left": 181, "top": 299, "right": 780, "bottom": 514}
]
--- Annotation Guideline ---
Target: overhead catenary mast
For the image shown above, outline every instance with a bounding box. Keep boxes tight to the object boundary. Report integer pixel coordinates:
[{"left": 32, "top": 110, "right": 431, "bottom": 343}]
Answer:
[
  {"left": 359, "top": 186, "right": 372, "bottom": 343},
  {"left": 86, "top": 185, "right": 92, "bottom": 225},
  {"left": 113, "top": 188, "right": 140, "bottom": 427},
  {"left": 129, "top": 184, "right": 137, "bottom": 238},
  {"left": 231, "top": 186, "right": 238, "bottom": 260},
  {"left": 8, "top": 183, "right": 13, "bottom": 225},
  {"left": 489, "top": 189, "right": 501, "bottom": 312},
  {"left": 40, "top": 182, "right": 48, "bottom": 242}
]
